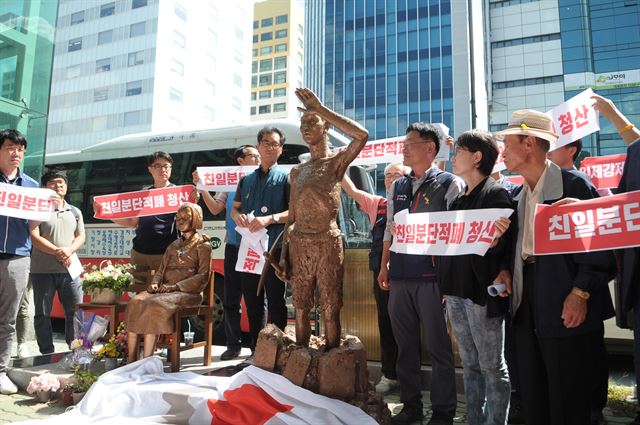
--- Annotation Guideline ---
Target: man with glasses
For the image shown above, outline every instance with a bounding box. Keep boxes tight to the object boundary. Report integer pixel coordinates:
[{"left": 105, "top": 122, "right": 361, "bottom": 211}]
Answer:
[
  {"left": 96, "top": 151, "right": 179, "bottom": 272},
  {"left": 341, "top": 162, "right": 408, "bottom": 394},
  {"left": 378, "top": 123, "right": 464, "bottom": 425},
  {"left": 193, "top": 145, "right": 261, "bottom": 361},
  {"left": 231, "top": 128, "right": 289, "bottom": 354},
  {"left": 0, "top": 129, "right": 44, "bottom": 394},
  {"left": 29, "top": 169, "right": 85, "bottom": 355}
]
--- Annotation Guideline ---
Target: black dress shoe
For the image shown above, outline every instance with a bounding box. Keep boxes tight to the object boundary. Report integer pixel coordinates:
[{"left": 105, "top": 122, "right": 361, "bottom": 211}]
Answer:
[
  {"left": 427, "top": 411, "right": 453, "bottom": 425},
  {"left": 508, "top": 402, "right": 525, "bottom": 424},
  {"left": 392, "top": 403, "right": 424, "bottom": 425},
  {"left": 220, "top": 348, "right": 241, "bottom": 360}
]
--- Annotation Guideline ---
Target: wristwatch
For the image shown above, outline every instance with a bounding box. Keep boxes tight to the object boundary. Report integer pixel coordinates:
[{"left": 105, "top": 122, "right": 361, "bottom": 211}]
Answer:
[
  {"left": 571, "top": 287, "right": 590, "bottom": 301},
  {"left": 272, "top": 213, "right": 281, "bottom": 224}
]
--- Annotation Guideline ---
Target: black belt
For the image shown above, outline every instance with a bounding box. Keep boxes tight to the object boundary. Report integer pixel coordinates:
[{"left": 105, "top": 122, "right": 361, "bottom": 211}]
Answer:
[
  {"left": 523, "top": 256, "right": 536, "bottom": 265},
  {"left": 0, "top": 253, "right": 19, "bottom": 260}
]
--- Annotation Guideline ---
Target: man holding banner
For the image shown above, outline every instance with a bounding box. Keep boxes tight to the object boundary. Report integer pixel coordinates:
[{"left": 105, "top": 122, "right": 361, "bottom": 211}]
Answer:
[
  {"left": 0, "top": 129, "right": 54, "bottom": 395},
  {"left": 192, "top": 145, "right": 261, "bottom": 361},
  {"left": 378, "top": 122, "right": 464, "bottom": 425},
  {"left": 497, "top": 109, "right": 615, "bottom": 425},
  {"left": 590, "top": 94, "right": 640, "bottom": 425},
  {"left": 231, "top": 127, "right": 289, "bottom": 353},
  {"left": 95, "top": 152, "right": 180, "bottom": 273}
]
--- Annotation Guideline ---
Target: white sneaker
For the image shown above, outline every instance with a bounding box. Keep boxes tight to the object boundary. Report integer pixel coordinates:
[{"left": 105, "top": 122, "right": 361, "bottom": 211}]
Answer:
[
  {"left": 17, "top": 344, "right": 29, "bottom": 359},
  {"left": 0, "top": 373, "right": 18, "bottom": 395},
  {"left": 375, "top": 375, "right": 398, "bottom": 393}
]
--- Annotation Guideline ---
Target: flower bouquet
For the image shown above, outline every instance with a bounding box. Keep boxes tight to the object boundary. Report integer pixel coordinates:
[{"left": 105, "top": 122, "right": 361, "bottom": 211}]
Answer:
[
  {"left": 27, "top": 373, "right": 60, "bottom": 403},
  {"left": 63, "top": 310, "right": 108, "bottom": 370},
  {"left": 82, "top": 261, "right": 135, "bottom": 303},
  {"left": 96, "top": 322, "right": 127, "bottom": 370}
]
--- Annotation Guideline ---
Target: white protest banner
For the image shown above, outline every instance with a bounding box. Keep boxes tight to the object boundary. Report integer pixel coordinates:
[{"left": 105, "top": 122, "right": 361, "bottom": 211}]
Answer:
[
  {"left": 0, "top": 183, "right": 55, "bottom": 221},
  {"left": 235, "top": 212, "right": 269, "bottom": 275},
  {"left": 340, "top": 123, "right": 451, "bottom": 167},
  {"left": 196, "top": 165, "right": 296, "bottom": 192},
  {"left": 391, "top": 208, "right": 514, "bottom": 256},
  {"left": 548, "top": 88, "right": 600, "bottom": 150}
]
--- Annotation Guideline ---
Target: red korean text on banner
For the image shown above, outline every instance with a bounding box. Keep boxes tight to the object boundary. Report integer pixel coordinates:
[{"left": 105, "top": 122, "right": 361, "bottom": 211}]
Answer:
[
  {"left": 0, "top": 183, "right": 55, "bottom": 222},
  {"left": 533, "top": 189, "right": 640, "bottom": 255},
  {"left": 578, "top": 153, "right": 627, "bottom": 190},
  {"left": 94, "top": 185, "right": 195, "bottom": 220}
]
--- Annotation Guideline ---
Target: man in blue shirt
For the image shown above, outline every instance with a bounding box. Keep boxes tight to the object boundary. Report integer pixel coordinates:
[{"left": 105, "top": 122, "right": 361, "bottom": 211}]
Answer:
[
  {"left": 232, "top": 127, "right": 289, "bottom": 353},
  {"left": 193, "top": 145, "right": 261, "bottom": 361},
  {"left": 0, "top": 130, "right": 44, "bottom": 394}
]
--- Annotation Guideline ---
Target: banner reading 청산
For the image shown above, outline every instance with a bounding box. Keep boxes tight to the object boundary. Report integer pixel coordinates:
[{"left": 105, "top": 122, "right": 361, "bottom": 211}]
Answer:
[
  {"left": 533, "top": 190, "right": 640, "bottom": 255},
  {"left": 94, "top": 185, "right": 195, "bottom": 220}
]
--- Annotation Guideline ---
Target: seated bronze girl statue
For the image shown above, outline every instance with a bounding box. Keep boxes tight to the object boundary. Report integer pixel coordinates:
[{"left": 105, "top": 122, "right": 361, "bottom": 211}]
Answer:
[{"left": 126, "top": 202, "right": 211, "bottom": 361}]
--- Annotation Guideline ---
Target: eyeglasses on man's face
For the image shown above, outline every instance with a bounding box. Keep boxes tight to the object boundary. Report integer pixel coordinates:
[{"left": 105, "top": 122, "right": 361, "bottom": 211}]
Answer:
[
  {"left": 151, "top": 164, "right": 172, "bottom": 170},
  {"left": 260, "top": 141, "right": 282, "bottom": 149},
  {"left": 384, "top": 172, "right": 404, "bottom": 180},
  {"left": 244, "top": 153, "right": 261, "bottom": 160},
  {"left": 402, "top": 141, "right": 428, "bottom": 150}
]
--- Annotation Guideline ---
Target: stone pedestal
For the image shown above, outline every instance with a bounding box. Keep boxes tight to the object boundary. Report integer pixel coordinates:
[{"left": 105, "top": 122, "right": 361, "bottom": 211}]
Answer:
[{"left": 253, "top": 324, "right": 391, "bottom": 424}]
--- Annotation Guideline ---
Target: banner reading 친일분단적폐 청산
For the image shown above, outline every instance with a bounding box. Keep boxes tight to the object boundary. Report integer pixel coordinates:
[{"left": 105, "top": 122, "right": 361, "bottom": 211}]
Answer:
[
  {"left": 390, "top": 208, "right": 514, "bottom": 256},
  {"left": 534, "top": 190, "right": 640, "bottom": 255},
  {"left": 93, "top": 185, "right": 195, "bottom": 220}
]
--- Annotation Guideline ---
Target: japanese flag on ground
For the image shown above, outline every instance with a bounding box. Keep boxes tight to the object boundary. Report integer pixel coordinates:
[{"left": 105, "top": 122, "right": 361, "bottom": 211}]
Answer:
[{"left": 14, "top": 357, "right": 375, "bottom": 424}]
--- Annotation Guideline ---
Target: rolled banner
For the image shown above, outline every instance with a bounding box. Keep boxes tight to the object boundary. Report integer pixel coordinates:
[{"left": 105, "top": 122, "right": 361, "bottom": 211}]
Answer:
[{"left": 487, "top": 283, "right": 506, "bottom": 297}]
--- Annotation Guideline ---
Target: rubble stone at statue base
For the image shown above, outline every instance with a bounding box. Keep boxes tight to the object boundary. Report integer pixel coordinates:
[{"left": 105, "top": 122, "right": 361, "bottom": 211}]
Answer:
[{"left": 253, "top": 324, "right": 391, "bottom": 424}]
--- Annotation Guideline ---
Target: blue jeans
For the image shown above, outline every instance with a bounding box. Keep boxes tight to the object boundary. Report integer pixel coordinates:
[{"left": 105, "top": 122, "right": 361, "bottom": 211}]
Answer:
[
  {"left": 32, "top": 273, "right": 83, "bottom": 354},
  {"left": 447, "top": 296, "right": 510, "bottom": 425}
]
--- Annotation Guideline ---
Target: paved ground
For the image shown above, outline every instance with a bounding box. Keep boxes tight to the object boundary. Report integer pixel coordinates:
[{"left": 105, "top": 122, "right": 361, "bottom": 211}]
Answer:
[{"left": 1, "top": 335, "right": 638, "bottom": 424}]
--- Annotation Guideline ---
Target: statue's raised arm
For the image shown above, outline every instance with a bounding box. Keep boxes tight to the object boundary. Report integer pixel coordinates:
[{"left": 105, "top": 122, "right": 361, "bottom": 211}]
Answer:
[{"left": 295, "top": 88, "right": 368, "bottom": 178}]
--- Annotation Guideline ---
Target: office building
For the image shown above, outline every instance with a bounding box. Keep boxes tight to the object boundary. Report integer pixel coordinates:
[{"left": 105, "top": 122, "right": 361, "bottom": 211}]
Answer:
[
  {"left": 250, "top": 0, "right": 305, "bottom": 121},
  {"left": 488, "top": 0, "right": 640, "bottom": 156},
  {"left": 0, "top": 1, "right": 57, "bottom": 177},
  {"left": 47, "top": 0, "right": 252, "bottom": 153},
  {"left": 307, "top": 0, "right": 487, "bottom": 142}
]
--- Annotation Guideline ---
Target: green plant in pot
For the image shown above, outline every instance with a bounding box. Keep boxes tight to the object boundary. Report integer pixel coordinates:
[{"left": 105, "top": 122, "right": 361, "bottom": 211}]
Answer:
[{"left": 70, "top": 368, "right": 99, "bottom": 404}]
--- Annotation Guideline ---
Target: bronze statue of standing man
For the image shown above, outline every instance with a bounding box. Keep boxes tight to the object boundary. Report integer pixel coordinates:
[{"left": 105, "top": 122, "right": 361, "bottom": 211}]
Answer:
[{"left": 276, "top": 88, "right": 368, "bottom": 349}]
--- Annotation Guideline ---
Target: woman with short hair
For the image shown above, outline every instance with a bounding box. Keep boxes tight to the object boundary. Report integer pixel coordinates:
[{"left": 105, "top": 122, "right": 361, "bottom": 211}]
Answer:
[{"left": 437, "top": 130, "right": 514, "bottom": 425}]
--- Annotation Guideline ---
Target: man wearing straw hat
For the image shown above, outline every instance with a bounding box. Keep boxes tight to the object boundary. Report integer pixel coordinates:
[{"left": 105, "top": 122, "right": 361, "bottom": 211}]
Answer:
[{"left": 496, "top": 109, "right": 616, "bottom": 425}]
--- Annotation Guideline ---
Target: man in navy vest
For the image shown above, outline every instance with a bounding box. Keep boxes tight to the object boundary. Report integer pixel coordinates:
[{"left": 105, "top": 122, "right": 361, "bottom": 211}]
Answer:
[
  {"left": 378, "top": 123, "right": 464, "bottom": 425},
  {"left": 231, "top": 127, "right": 289, "bottom": 353},
  {"left": 193, "top": 145, "right": 261, "bottom": 361}
]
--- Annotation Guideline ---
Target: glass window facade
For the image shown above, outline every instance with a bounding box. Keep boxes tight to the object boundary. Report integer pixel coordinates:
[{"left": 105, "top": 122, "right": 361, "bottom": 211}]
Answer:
[
  {"left": 0, "top": 1, "right": 57, "bottom": 178},
  {"left": 560, "top": 0, "right": 640, "bottom": 156},
  {"left": 322, "top": 1, "right": 453, "bottom": 142}
]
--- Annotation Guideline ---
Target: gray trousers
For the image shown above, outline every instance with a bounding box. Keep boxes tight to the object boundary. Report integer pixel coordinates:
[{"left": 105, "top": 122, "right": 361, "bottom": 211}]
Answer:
[
  {"left": 0, "top": 256, "right": 30, "bottom": 373},
  {"left": 388, "top": 279, "right": 457, "bottom": 415}
]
